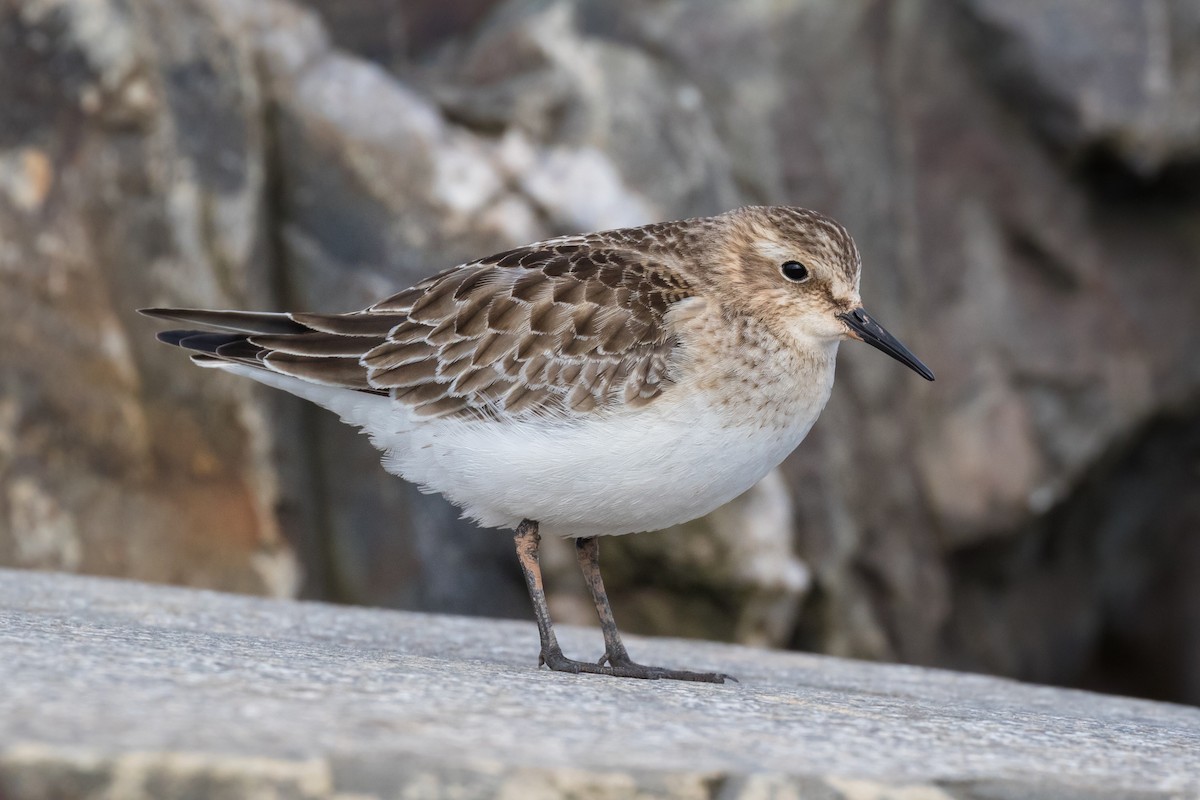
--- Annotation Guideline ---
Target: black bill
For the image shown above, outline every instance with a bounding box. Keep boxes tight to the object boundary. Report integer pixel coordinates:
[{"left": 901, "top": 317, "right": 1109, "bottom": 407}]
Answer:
[{"left": 838, "top": 307, "right": 935, "bottom": 381}]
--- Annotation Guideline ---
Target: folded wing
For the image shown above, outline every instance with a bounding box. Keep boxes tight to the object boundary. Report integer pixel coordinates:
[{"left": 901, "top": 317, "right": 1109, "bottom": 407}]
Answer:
[{"left": 144, "top": 239, "right": 695, "bottom": 420}]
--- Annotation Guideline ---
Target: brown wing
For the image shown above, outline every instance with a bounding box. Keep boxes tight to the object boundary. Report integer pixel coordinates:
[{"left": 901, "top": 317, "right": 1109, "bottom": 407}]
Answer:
[
  {"left": 144, "top": 240, "right": 695, "bottom": 418},
  {"left": 361, "top": 240, "right": 694, "bottom": 418}
]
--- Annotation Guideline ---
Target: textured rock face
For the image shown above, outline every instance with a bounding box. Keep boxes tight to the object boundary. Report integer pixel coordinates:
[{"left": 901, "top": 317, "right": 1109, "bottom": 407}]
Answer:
[
  {"left": 957, "top": 0, "right": 1200, "bottom": 172},
  {"left": 2, "top": 0, "right": 1199, "bottom": 706},
  {"left": 0, "top": 0, "right": 295, "bottom": 596}
]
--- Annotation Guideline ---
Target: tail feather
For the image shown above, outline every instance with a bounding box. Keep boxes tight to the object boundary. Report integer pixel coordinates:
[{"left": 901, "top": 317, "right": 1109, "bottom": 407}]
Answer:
[
  {"left": 264, "top": 353, "right": 378, "bottom": 391},
  {"left": 157, "top": 330, "right": 246, "bottom": 351},
  {"left": 142, "top": 307, "right": 388, "bottom": 397},
  {"left": 247, "top": 331, "right": 374, "bottom": 357},
  {"left": 290, "top": 311, "right": 406, "bottom": 337},
  {"left": 140, "top": 308, "right": 307, "bottom": 336},
  {"left": 156, "top": 329, "right": 201, "bottom": 347},
  {"left": 214, "top": 338, "right": 267, "bottom": 362}
]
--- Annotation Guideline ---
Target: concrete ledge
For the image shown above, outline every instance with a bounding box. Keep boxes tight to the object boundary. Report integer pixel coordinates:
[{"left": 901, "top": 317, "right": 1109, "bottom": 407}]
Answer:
[{"left": 1, "top": 568, "right": 1197, "bottom": 799}]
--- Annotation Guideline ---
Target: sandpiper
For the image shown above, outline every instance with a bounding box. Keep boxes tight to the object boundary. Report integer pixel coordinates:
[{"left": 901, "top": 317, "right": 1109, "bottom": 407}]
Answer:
[{"left": 143, "top": 205, "right": 933, "bottom": 683}]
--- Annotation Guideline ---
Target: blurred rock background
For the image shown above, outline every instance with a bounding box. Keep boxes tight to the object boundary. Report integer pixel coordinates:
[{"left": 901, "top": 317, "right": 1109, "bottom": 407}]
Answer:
[{"left": 1, "top": 0, "right": 1198, "bottom": 705}]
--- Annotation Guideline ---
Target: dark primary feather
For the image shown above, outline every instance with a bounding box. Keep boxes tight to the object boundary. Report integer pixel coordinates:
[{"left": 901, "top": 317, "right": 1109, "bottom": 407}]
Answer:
[{"left": 141, "top": 308, "right": 307, "bottom": 335}]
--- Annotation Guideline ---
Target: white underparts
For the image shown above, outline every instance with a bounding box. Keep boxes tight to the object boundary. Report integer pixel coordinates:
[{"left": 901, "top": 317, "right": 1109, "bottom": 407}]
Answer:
[{"left": 209, "top": 340, "right": 836, "bottom": 538}]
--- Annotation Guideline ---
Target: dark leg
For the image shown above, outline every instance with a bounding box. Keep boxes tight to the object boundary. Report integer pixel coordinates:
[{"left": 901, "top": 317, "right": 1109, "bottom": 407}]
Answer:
[
  {"left": 574, "top": 536, "right": 632, "bottom": 666},
  {"left": 513, "top": 521, "right": 729, "bottom": 682},
  {"left": 513, "top": 519, "right": 565, "bottom": 666},
  {"left": 575, "top": 536, "right": 732, "bottom": 683},
  {"left": 514, "top": 520, "right": 617, "bottom": 676}
]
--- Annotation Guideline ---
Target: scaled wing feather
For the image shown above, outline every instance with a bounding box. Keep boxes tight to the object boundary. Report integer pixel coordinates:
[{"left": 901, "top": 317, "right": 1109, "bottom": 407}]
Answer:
[
  {"left": 364, "top": 241, "right": 694, "bottom": 418},
  {"left": 144, "top": 237, "right": 695, "bottom": 419}
]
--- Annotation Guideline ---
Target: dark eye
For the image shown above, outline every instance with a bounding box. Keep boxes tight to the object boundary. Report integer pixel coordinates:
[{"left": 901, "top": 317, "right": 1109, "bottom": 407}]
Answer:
[{"left": 781, "top": 261, "right": 810, "bottom": 282}]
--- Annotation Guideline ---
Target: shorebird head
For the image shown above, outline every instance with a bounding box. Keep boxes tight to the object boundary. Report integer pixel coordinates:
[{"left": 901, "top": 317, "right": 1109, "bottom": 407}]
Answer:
[{"left": 719, "top": 205, "right": 934, "bottom": 381}]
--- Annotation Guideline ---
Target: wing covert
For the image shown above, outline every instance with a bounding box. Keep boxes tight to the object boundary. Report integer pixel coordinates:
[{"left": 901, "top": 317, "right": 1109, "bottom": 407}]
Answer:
[{"left": 363, "top": 241, "right": 694, "bottom": 418}]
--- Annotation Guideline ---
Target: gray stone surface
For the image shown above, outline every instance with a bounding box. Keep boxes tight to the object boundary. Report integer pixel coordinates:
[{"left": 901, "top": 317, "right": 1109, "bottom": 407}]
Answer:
[{"left": 1, "top": 569, "right": 1198, "bottom": 800}]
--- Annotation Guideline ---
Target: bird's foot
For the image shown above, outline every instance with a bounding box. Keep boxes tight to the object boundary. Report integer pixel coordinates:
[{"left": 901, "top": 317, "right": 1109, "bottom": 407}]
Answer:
[
  {"left": 538, "top": 647, "right": 732, "bottom": 683},
  {"left": 603, "top": 650, "right": 735, "bottom": 684}
]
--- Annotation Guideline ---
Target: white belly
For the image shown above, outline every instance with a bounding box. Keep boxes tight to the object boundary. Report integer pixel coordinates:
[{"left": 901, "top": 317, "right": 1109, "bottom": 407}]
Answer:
[
  {"left": 220, "top": 339, "right": 838, "bottom": 538},
  {"left": 379, "top": 381, "right": 831, "bottom": 538}
]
